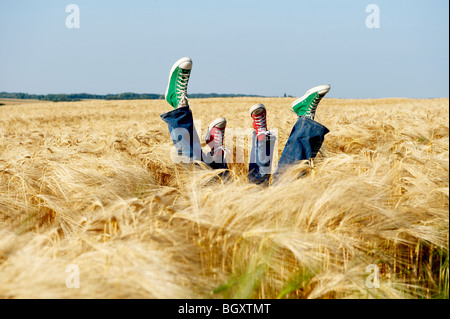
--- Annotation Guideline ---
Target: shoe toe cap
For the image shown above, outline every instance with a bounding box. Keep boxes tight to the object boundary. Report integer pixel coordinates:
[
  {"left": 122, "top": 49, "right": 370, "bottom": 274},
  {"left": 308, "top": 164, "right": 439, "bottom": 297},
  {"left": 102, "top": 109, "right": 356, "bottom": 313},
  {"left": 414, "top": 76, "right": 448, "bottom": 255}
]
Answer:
[{"left": 179, "top": 60, "right": 192, "bottom": 70}]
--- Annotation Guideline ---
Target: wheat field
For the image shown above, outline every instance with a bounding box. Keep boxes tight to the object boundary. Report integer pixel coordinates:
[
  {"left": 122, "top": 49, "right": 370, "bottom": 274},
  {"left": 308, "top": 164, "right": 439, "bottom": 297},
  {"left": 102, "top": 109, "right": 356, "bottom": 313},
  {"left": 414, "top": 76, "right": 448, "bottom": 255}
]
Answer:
[{"left": 0, "top": 97, "right": 448, "bottom": 299}]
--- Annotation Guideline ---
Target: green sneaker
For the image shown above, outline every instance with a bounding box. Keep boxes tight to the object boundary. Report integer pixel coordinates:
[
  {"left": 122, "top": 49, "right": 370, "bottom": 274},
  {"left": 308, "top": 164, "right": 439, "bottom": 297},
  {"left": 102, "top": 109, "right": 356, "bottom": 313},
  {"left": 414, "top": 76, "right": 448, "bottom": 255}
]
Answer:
[
  {"left": 291, "top": 84, "right": 330, "bottom": 120},
  {"left": 165, "top": 57, "right": 193, "bottom": 108}
]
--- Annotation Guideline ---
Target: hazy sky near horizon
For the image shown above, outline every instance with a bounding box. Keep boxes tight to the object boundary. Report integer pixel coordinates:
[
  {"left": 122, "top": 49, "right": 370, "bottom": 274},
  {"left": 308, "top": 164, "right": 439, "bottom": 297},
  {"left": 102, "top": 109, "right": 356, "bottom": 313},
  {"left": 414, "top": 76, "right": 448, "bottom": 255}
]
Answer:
[{"left": 0, "top": 0, "right": 448, "bottom": 98}]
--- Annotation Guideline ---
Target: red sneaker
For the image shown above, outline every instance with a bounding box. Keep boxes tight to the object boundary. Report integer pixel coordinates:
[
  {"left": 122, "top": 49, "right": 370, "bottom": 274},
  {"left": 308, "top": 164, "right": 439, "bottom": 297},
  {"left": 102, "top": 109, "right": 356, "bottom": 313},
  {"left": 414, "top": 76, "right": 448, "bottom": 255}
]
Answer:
[
  {"left": 205, "top": 117, "right": 227, "bottom": 155},
  {"left": 249, "top": 103, "right": 269, "bottom": 141}
]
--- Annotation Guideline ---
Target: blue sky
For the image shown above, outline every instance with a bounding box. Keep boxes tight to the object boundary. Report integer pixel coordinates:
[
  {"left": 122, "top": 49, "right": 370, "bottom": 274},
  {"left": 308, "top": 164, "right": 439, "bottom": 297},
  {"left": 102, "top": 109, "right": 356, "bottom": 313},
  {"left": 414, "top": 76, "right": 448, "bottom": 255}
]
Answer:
[{"left": 0, "top": 0, "right": 448, "bottom": 98}]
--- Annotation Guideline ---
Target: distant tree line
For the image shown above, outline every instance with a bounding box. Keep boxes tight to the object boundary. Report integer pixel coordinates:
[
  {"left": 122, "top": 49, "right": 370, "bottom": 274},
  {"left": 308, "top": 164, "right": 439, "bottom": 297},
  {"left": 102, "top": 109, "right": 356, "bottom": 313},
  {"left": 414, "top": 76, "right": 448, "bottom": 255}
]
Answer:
[
  {"left": 0, "top": 92, "right": 264, "bottom": 102},
  {"left": 0, "top": 92, "right": 163, "bottom": 102}
]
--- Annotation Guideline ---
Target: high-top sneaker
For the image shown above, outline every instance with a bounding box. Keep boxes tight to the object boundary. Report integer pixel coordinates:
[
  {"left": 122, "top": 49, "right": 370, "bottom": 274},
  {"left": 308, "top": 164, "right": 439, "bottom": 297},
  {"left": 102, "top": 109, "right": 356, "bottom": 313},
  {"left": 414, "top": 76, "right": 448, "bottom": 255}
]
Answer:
[
  {"left": 249, "top": 103, "right": 270, "bottom": 141},
  {"left": 291, "top": 84, "right": 330, "bottom": 120},
  {"left": 205, "top": 117, "right": 227, "bottom": 160},
  {"left": 164, "top": 57, "right": 192, "bottom": 108}
]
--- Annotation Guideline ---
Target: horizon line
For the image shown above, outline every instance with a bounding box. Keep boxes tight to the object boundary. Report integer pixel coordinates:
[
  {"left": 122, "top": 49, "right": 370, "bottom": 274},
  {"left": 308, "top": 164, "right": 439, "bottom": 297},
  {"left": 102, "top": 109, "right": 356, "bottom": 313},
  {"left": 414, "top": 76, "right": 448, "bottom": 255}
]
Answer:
[{"left": 0, "top": 91, "right": 448, "bottom": 100}]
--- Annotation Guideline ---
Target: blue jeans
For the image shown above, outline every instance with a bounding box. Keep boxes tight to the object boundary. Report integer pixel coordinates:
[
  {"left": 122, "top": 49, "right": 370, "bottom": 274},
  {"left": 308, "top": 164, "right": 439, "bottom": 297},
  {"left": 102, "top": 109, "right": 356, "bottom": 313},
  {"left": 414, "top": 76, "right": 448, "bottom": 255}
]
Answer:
[
  {"left": 160, "top": 106, "right": 228, "bottom": 170},
  {"left": 274, "top": 115, "right": 330, "bottom": 179},
  {"left": 160, "top": 106, "right": 329, "bottom": 183}
]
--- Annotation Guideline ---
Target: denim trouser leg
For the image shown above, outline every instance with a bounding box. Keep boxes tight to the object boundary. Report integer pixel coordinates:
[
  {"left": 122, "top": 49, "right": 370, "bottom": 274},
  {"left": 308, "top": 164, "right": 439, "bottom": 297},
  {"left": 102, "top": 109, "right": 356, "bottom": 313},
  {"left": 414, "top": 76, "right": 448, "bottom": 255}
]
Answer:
[
  {"left": 274, "top": 116, "right": 329, "bottom": 180},
  {"left": 248, "top": 131, "right": 277, "bottom": 185},
  {"left": 160, "top": 106, "right": 228, "bottom": 169}
]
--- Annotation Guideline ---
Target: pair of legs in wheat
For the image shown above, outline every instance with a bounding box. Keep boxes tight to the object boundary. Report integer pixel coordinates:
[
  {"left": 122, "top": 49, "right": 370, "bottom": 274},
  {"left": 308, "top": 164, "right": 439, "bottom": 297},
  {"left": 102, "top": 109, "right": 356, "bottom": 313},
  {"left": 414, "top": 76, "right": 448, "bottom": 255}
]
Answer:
[{"left": 161, "top": 57, "right": 330, "bottom": 185}]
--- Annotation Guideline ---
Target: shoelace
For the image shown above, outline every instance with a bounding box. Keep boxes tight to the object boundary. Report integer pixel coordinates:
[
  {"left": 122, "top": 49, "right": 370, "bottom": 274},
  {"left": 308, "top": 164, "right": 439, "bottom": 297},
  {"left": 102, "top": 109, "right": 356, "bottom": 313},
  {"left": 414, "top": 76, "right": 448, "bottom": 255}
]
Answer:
[
  {"left": 214, "top": 132, "right": 223, "bottom": 145},
  {"left": 211, "top": 129, "right": 230, "bottom": 159},
  {"left": 257, "top": 131, "right": 272, "bottom": 138},
  {"left": 178, "top": 92, "right": 189, "bottom": 107},
  {"left": 176, "top": 72, "right": 190, "bottom": 106},
  {"left": 212, "top": 127, "right": 226, "bottom": 148},
  {"left": 253, "top": 112, "right": 267, "bottom": 135},
  {"left": 306, "top": 94, "right": 323, "bottom": 119},
  {"left": 213, "top": 146, "right": 230, "bottom": 158}
]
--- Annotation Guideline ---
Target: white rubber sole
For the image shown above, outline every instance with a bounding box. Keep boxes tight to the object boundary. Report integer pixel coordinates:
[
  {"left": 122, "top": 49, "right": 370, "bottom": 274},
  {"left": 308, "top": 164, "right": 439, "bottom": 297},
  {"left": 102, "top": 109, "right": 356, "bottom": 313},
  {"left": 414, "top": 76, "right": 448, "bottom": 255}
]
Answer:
[
  {"left": 291, "top": 84, "right": 331, "bottom": 107},
  {"left": 249, "top": 103, "right": 266, "bottom": 116},
  {"left": 205, "top": 117, "right": 226, "bottom": 142},
  {"left": 164, "top": 57, "right": 193, "bottom": 101}
]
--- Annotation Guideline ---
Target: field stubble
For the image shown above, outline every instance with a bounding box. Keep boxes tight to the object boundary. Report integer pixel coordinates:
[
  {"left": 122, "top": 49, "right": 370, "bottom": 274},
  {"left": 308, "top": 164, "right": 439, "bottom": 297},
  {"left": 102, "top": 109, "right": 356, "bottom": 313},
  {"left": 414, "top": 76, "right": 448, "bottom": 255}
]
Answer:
[{"left": 0, "top": 97, "right": 448, "bottom": 298}]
